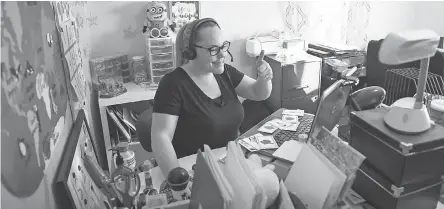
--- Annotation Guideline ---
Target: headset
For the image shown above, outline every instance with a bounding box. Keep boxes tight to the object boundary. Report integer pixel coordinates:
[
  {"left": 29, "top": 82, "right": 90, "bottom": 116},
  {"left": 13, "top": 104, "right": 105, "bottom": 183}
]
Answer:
[{"left": 182, "top": 18, "right": 233, "bottom": 62}]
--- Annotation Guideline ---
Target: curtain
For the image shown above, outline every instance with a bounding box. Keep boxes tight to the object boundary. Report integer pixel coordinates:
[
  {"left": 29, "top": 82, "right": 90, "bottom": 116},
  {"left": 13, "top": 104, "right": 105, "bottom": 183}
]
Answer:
[{"left": 284, "top": 1, "right": 371, "bottom": 49}]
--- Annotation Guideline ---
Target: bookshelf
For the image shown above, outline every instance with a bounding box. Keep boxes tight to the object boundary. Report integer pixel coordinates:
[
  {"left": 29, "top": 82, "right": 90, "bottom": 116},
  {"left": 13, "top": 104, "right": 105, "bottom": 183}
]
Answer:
[
  {"left": 99, "top": 84, "right": 157, "bottom": 173},
  {"left": 99, "top": 36, "right": 176, "bottom": 174}
]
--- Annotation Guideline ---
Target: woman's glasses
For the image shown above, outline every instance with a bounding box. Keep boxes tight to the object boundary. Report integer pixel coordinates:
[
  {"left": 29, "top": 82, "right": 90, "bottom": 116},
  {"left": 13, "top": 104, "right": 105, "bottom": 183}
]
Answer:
[{"left": 194, "top": 41, "right": 231, "bottom": 56}]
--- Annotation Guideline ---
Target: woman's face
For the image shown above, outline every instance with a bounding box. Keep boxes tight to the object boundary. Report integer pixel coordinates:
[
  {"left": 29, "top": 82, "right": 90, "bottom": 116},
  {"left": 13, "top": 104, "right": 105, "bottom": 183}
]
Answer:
[{"left": 193, "top": 26, "right": 228, "bottom": 74}]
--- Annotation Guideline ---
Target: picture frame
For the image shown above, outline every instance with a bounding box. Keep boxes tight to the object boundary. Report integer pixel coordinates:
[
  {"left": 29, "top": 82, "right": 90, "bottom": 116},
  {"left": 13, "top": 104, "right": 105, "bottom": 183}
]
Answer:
[
  {"left": 169, "top": 1, "right": 201, "bottom": 32},
  {"left": 53, "top": 109, "right": 112, "bottom": 209}
]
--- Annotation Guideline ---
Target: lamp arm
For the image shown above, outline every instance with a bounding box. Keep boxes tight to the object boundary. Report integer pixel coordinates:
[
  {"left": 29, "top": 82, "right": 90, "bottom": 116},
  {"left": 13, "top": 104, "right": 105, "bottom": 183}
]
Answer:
[{"left": 414, "top": 58, "right": 431, "bottom": 109}]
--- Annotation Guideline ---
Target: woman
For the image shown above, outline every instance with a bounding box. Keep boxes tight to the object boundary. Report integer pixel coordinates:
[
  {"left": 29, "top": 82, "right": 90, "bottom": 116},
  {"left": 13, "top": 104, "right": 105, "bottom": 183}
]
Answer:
[{"left": 151, "top": 18, "right": 273, "bottom": 177}]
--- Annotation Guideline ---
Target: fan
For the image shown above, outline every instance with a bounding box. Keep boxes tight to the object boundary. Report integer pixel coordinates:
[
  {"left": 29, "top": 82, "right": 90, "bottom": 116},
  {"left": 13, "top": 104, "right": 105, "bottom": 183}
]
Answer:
[{"left": 379, "top": 29, "right": 441, "bottom": 134}]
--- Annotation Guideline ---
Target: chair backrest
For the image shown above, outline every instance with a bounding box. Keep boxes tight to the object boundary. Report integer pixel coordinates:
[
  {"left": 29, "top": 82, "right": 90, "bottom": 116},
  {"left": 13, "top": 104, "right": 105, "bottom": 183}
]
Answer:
[{"left": 136, "top": 107, "right": 153, "bottom": 152}]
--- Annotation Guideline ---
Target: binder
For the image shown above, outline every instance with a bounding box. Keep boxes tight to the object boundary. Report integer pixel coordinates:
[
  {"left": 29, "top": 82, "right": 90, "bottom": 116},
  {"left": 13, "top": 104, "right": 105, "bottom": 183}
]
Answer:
[
  {"left": 191, "top": 149, "right": 231, "bottom": 209},
  {"left": 222, "top": 142, "right": 257, "bottom": 209},
  {"left": 230, "top": 142, "right": 267, "bottom": 209}
]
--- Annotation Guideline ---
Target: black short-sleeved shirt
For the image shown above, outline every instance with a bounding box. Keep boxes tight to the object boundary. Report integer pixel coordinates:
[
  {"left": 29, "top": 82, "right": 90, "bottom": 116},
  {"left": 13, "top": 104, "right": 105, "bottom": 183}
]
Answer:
[{"left": 153, "top": 64, "right": 245, "bottom": 158}]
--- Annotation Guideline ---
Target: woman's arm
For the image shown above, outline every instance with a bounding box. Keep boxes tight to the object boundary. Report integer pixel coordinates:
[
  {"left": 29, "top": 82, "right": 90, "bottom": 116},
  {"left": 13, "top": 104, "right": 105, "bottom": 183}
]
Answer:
[
  {"left": 235, "top": 51, "right": 273, "bottom": 101},
  {"left": 151, "top": 112, "right": 180, "bottom": 178},
  {"left": 235, "top": 74, "right": 272, "bottom": 101}
]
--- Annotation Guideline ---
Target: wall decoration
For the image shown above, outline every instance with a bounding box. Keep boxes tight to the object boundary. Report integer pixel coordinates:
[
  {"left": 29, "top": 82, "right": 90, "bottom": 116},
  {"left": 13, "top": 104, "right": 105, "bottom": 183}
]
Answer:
[
  {"left": 1, "top": 1, "right": 69, "bottom": 197},
  {"left": 75, "top": 13, "right": 84, "bottom": 28},
  {"left": 54, "top": 109, "right": 111, "bottom": 209},
  {"left": 288, "top": 1, "right": 371, "bottom": 49},
  {"left": 83, "top": 44, "right": 92, "bottom": 58},
  {"left": 86, "top": 13, "right": 98, "bottom": 27},
  {"left": 169, "top": 1, "right": 200, "bottom": 32},
  {"left": 123, "top": 24, "right": 136, "bottom": 38},
  {"left": 346, "top": 1, "right": 371, "bottom": 48}
]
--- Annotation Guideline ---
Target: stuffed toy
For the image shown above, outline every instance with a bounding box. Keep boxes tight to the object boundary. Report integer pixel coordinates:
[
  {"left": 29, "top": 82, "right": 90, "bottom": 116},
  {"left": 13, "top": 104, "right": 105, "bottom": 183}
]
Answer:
[
  {"left": 247, "top": 154, "right": 280, "bottom": 208},
  {"left": 143, "top": 1, "right": 176, "bottom": 38}
]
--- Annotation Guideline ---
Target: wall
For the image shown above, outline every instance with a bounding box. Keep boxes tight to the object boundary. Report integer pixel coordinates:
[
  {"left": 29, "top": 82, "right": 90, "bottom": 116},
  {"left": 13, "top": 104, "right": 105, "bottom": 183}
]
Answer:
[
  {"left": 364, "top": 1, "right": 444, "bottom": 44},
  {"left": 86, "top": 1, "right": 285, "bottom": 78},
  {"left": 87, "top": 1, "right": 148, "bottom": 59}
]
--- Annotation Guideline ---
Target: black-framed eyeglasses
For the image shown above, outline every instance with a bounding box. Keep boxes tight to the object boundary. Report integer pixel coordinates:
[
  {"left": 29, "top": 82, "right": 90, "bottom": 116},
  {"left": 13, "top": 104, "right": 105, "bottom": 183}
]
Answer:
[{"left": 194, "top": 41, "right": 231, "bottom": 56}]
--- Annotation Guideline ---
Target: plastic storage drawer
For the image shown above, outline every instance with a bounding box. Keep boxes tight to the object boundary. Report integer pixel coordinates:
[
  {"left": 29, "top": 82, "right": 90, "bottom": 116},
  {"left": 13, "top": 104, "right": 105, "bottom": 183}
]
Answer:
[
  {"left": 148, "top": 37, "right": 172, "bottom": 47},
  {"left": 151, "top": 53, "right": 174, "bottom": 63},
  {"left": 151, "top": 61, "right": 174, "bottom": 70},
  {"left": 152, "top": 68, "right": 174, "bottom": 77},
  {"left": 150, "top": 46, "right": 173, "bottom": 55}
]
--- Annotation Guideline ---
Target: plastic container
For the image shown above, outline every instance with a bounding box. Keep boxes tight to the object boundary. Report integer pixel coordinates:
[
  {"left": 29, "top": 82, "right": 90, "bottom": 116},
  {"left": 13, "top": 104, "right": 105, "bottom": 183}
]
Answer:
[
  {"left": 111, "top": 149, "right": 141, "bottom": 208},
  {"left": 112, "top": 142, "right": 136, "bottom": 171},
  {"left": 132, "top": 56, "right": 150, "bottom": 86},
  {"left": 91, "top": 55, "right": 128, "bottom": 98}
]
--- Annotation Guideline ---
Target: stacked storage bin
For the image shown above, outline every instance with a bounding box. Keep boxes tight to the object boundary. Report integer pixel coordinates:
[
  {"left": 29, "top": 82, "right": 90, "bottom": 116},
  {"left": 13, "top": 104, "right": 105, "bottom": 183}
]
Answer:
[
  {"left": 349, "top": 107, "right": 444, "bottom": 209},
  {"left": 145, "top": 35, "right": 175, "bottom": 85}
]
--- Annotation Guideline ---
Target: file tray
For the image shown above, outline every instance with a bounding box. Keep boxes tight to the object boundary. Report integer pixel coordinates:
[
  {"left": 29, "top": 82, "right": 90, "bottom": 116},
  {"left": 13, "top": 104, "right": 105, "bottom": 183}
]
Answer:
[{"left": 349, "top": 107, "right": 444, "bottom": 187}]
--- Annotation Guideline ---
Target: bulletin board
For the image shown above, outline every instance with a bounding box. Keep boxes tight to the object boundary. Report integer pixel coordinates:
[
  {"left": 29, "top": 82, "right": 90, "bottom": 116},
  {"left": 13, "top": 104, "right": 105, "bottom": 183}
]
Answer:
[{"left": 54, "top": 109, "right": 111, "bottom": 209}]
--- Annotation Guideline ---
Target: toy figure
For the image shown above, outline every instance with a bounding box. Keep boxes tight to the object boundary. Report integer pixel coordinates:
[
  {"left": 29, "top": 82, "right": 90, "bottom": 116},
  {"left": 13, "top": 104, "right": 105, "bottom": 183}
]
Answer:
[{"left": 143, "top": 1, "right": 176, "bottom": 38}]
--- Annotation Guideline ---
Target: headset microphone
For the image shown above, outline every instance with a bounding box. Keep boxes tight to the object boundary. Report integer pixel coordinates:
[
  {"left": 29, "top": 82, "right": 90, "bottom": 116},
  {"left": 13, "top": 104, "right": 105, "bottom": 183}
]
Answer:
[{"left": 227, "top": 50, "right": 234, "bottom": 62}]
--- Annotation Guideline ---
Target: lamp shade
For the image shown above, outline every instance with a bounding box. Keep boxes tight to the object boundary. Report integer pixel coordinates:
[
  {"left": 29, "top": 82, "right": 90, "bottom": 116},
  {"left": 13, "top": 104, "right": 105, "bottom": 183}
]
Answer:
[{"left": 379, "top": 29, "right": 440, "bottom": 65}]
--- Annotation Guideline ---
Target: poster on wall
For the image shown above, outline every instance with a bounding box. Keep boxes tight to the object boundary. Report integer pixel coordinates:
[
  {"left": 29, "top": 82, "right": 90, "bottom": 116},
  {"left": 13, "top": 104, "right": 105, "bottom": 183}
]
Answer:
[
  {"left": 1, "top": 1, "right": 69, "bottom": 197},
  {"left": 169, "top": 1, "right": 200, "bottom": 32}
]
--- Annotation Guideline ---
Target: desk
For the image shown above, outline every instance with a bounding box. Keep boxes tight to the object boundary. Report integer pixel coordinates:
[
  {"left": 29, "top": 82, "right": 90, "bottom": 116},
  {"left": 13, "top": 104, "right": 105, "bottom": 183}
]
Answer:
[{"left": 148, "top": 108, "right": 444, "bottom": 209}]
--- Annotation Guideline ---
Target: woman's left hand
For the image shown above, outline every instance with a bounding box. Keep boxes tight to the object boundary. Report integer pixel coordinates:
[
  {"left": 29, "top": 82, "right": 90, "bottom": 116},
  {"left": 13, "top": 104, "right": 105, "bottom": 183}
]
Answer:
[{"left": 256, "top": 50, "right": 273, "bottom": 81}]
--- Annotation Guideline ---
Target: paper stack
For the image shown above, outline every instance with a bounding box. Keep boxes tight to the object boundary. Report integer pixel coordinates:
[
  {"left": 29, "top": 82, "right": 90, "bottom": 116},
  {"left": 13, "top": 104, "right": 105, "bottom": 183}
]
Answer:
[{"left": 191, "top": 142, "right": 269, "bottom": 209}]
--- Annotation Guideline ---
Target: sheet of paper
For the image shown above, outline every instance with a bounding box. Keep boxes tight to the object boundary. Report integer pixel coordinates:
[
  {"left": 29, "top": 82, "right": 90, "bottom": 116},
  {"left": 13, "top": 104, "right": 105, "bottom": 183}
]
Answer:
[
  {"left": 283, "top": 109, "right": 304, "bottom": 116},
  {"left": 258, "top": 122, "right": 278, "bottom": 133},
  {"left": 268, "top": 119, "right": 292, "bottom": 130},
  {"left": 256, "top": 135, "right": 278, "bottom": 150},
  {"left": 282, "top": 114, "right": 299, "bottom": 124},
  {"left": 280, "top": 122, "right": 300, "bottom": 132},
  {"left": 272, "top": 140, "right": 304, "bottom": 162},
  {"left": 71, "top": 69, "right": 86, "bottom": 105},
  {"left": 284, "top": 144, "right": 336, "bottom": 209}
]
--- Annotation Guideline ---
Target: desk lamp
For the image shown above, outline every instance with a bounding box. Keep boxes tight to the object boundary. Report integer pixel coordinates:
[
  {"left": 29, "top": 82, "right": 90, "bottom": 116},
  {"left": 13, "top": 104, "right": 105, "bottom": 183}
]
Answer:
[{"left": 378, "top": 29, "right": 440, "bottom": 134}]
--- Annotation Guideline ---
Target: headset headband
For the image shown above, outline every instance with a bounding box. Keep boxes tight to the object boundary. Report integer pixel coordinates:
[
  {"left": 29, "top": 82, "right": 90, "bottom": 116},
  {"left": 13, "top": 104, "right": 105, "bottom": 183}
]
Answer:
[{"left": 182, "top": 18, "right": 220, "bottom": 52}]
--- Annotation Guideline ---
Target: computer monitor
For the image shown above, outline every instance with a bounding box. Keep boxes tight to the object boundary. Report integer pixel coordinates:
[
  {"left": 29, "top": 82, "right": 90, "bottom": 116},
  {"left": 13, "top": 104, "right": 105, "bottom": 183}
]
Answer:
[{"left": 308, "top": 75, "right": 353, "bottom": 141}]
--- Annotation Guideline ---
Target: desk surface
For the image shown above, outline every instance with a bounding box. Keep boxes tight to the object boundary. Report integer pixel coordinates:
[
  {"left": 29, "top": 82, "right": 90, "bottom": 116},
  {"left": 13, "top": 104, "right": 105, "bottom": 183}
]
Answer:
[{"left": 148, "top": 108, "right": 444, "bottom": 209}]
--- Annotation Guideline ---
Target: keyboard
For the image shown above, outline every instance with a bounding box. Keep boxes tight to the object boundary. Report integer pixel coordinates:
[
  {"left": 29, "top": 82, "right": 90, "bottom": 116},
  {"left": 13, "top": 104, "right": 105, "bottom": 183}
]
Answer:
[{"left": 273, "top": 114, "right": 315, "bottom": 146}]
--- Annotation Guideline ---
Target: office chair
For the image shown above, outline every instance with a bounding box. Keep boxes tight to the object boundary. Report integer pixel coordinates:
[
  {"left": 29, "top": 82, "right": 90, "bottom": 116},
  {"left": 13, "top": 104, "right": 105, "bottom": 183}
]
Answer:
[
  {"left": 135, "top": 107, "right": 153, "bottom": 152},
  {"left": 349, "top": 86, "right": 386, "bottom": 111}
]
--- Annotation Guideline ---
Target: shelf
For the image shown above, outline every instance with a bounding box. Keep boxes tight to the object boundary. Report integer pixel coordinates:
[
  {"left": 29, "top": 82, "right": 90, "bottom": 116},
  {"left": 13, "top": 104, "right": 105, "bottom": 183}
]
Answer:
[{"left": 99, "top": 82, "right": 157, "bottom": 107}]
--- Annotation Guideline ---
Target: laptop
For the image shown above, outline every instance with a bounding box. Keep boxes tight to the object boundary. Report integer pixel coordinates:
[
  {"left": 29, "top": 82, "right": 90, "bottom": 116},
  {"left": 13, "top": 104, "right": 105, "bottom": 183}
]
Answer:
[{"left": 257, "top": 77, "right": 353, "bottom": 158}]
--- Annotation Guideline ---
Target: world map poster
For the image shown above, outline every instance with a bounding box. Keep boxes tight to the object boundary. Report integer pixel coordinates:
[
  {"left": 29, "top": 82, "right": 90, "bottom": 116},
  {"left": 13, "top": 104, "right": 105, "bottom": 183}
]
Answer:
[{"left": 1, "top": 1, "right": 69, "bottom": 198}]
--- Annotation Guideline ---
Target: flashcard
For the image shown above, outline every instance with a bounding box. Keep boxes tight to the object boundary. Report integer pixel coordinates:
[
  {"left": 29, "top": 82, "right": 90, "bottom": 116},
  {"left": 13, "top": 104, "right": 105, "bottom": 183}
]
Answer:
[{"left": 283, "top": 109, "right": 304, "bottom": 116}]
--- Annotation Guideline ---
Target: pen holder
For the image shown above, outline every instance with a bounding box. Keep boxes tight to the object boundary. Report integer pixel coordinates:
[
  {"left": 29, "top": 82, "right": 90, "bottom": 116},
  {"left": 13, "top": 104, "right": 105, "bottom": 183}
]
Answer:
[{"left": 167, "top": 167, "right": 192, "bottom": 201}]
